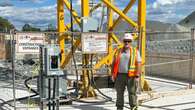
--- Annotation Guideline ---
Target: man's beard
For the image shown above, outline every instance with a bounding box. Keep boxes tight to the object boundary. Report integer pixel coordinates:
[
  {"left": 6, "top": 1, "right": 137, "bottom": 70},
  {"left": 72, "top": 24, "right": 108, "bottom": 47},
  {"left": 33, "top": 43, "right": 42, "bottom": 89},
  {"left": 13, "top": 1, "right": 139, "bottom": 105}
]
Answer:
[{"left": 124, "top": 44, "right": 130, "bottom": 49}]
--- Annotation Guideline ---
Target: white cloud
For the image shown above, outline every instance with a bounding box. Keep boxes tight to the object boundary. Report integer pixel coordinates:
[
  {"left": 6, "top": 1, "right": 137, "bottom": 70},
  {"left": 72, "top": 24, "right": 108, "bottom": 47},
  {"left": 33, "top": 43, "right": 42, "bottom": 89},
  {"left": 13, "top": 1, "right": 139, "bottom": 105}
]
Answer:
[
  {"left": 148, "top": 0, "right": 195, "bottom": 23},
  {"left": 76, "top": 0, "right": 81, "bottom": 6},
  {"left": 32, "top": 0, "right": 45, "bottom": 3},
  {"left": 0, "top": 4, "right": 58, "bottom": 29},
  {"left": 17, "top": 0, "right": 45, "bottom": 3},
  {"left": 1, "top": 0, "right": 195, "bottom": 30},
  {"left": 152, "top": 0, "right": 192, "bottom": 8},
  {"left": 113, "top": 12, "right": 119, "bottom": 19}
]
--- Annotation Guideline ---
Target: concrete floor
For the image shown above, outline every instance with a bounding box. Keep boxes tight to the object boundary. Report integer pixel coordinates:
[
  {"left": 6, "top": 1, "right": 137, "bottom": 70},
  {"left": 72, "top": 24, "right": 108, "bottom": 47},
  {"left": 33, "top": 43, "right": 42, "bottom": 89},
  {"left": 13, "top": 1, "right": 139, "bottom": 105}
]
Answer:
[{"left": 0, "top": 76, "right": 195, "bottom": 110}]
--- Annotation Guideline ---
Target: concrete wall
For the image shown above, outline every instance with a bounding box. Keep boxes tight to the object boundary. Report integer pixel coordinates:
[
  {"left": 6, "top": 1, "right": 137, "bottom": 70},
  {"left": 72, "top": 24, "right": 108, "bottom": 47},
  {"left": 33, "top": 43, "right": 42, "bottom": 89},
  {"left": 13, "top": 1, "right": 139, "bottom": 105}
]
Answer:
[{"left": 146, "top": 53, "right": 195, "bottom": 82}]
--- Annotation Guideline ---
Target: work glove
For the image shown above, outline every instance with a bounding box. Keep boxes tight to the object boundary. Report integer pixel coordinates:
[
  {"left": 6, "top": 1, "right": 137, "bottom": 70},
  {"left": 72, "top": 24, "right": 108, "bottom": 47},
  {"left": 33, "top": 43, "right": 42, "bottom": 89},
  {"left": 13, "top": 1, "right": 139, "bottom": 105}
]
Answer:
[{"left": 111, "top": 76, "right": 115, "bottom": 82}]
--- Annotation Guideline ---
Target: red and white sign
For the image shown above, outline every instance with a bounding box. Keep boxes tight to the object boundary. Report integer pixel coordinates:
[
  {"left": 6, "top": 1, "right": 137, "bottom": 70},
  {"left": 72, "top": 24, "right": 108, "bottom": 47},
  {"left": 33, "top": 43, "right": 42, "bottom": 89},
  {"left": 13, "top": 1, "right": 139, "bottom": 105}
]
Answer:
[{"left": 16, "top": 33, "right": 45, "bottom": 54}]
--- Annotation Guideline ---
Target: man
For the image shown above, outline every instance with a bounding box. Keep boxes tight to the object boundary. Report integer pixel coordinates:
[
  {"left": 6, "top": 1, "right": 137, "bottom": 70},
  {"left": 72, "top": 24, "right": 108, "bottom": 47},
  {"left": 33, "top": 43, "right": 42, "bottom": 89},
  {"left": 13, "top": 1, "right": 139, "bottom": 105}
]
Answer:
[{"left": 112, "top": 33, "right": 142, "bottom": 110}]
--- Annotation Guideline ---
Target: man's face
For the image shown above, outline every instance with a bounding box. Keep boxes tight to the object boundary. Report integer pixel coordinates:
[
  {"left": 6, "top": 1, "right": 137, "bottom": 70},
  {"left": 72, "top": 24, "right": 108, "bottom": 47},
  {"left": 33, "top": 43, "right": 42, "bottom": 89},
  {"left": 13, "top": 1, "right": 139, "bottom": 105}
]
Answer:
[{"left": 123, "top": 40, "right": 132, "bottom": 48}]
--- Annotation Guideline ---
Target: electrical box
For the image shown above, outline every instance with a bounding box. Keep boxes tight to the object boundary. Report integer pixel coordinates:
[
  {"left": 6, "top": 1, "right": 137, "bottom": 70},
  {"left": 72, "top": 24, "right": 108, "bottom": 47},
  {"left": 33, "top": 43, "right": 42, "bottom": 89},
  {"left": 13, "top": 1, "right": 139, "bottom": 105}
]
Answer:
[
  {"left": 81, "top": 17, "right": 99, "bottom": 32},
  {"left": 40, "top": 44, "right": 64, "bottom": 76},
  {"left": 39, "top": 44, "right": 67, "bottom": 99},
  {"left": 81, "top": 17, "right": 108, "bottom": 53}
]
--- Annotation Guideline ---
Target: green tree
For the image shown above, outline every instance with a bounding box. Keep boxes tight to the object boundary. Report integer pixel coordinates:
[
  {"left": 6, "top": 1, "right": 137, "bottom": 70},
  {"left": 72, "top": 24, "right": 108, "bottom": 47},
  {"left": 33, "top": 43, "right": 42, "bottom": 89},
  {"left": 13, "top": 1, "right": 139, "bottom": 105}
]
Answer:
[
  {"left": 22, "top": 23, "right": 41, "bottom": 32},
  {"left": 0, "top": 17, "right": 15, "bottom": 32}
]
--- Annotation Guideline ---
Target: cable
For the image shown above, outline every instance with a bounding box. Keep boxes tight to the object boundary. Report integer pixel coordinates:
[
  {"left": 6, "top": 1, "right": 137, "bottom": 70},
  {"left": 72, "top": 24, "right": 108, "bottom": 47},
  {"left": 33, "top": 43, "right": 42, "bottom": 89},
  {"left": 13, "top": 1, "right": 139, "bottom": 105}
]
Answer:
[
  {"left": 69, "top": 54, "right": 113, "bottom": 104},
  {"left": 0, "top": 76, "right": 38, "bottom": 108},
  {"left": 70, "top": 0, "right": 79, "bottom": 96},
  {"left": 98, "top": 4, "right": 105, "bottom": 32},
  {"left": 90, "top": 54, "right": 112, "bottom": 101},
  {"left": 24, "top": 76, "right": 39, "bottom": 95}
]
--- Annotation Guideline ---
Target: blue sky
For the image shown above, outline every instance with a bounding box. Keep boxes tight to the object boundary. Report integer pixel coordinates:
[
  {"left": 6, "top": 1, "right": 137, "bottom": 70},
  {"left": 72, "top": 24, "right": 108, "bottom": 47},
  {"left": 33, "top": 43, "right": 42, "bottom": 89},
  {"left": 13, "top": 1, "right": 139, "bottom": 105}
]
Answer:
[{"left": 0, "top": 0, "right": 195, "bottom": 30}]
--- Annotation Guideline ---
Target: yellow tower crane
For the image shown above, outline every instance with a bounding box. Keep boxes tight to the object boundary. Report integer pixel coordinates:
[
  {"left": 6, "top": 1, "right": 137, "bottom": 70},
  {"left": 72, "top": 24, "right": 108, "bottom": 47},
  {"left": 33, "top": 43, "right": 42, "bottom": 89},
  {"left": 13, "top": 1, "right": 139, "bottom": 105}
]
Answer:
[{"left": 57, "top": 0, "right": 151, "bottom": 98}]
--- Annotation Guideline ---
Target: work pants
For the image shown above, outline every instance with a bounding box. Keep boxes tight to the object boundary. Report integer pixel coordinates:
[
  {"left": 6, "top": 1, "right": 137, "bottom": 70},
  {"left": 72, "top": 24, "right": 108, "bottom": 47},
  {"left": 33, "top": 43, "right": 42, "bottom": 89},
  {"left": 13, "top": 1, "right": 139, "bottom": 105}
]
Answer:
[{"left": 115, "top": 73, "right": 137, "bottom": 109}]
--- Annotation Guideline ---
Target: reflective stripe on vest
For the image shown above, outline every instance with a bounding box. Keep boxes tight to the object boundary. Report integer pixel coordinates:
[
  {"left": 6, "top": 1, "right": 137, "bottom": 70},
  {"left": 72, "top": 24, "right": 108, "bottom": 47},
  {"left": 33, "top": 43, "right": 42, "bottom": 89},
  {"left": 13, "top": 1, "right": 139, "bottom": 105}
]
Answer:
[{"left": 128, "top": 47, "right": 138, "bottom": 77}]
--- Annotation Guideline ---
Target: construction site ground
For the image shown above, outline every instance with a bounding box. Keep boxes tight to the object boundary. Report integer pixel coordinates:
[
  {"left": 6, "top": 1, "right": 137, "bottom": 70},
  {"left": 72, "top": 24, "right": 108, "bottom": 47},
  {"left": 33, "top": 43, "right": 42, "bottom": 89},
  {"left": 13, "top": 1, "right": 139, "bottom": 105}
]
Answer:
[{"left": 0, "top": 76, "right": 195, "bottom": 110}]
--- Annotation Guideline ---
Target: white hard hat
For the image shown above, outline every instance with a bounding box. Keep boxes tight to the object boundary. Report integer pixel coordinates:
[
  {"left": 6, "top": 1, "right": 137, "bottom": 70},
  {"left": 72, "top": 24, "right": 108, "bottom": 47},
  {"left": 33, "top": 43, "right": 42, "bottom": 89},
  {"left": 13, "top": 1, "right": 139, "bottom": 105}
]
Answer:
[{"left": 123, "top": 33, "right": 133, "bottom": 41}]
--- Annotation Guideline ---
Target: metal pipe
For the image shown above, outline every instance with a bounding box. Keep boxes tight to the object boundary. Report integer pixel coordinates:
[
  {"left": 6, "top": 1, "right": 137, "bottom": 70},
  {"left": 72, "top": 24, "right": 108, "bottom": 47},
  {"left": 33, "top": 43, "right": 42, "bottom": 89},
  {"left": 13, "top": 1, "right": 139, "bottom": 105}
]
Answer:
[
  {"left": 189, "top": 28, "right": 195, "bottom": 89},
  {"left": 39, "top": 46, "right": 44, "bottom": 110},
  {"left": 48, "top": 78, "right": 51, "bottom": 110},
  {"left": 56, "top": 77, "right": 60, "bottom": 110},
  {"left": 53, "top": 78, "right": 56, "bottom": 110},
  {"left": 11, "top": 30, "right": 16, "bottom": 110}
]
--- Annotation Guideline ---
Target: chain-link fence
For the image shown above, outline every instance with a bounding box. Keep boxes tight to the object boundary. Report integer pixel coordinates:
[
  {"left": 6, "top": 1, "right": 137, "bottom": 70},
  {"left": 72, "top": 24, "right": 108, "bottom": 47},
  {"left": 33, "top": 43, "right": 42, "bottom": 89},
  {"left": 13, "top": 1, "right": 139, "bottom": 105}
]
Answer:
[
  {"left": 0, "top": 32, "right": 43, "bottom": 110},
  {"left": 0, "top": 30, "right": 194, "bottom": 109}
]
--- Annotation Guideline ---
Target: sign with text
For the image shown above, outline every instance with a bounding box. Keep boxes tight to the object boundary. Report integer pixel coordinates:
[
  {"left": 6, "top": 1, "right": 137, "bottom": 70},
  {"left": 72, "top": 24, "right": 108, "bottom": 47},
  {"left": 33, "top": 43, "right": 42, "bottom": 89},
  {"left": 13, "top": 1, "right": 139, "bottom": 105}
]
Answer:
[
  {"left": 16, "top": 33, "right": 45, "bottom": 54},
  {"left": 82, "top": 33, "right": 108, "bottom": 53}
]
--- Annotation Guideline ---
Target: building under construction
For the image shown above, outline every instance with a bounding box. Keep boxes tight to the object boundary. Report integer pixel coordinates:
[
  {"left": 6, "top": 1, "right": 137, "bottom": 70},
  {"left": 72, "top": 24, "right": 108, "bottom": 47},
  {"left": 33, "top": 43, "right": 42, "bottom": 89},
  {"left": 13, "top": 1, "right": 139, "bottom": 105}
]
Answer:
[{"left": 0, "top": 0, "right": 195, "bottom": 110}]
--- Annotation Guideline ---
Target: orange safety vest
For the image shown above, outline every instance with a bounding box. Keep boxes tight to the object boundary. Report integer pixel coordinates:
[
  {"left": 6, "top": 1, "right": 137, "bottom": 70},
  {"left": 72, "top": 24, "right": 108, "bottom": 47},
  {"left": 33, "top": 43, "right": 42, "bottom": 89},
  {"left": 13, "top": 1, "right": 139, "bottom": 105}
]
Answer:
[{"left": 112, "top": 47, "right": 139, "bottom": 79}]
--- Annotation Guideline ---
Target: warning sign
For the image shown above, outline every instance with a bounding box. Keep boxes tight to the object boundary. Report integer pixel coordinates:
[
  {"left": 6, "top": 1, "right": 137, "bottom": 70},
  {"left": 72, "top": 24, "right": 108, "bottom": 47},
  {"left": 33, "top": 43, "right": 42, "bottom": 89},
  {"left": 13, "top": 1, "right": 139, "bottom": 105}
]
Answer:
[
  {"left": 16, "top": 33, "right": 45, "bottom": 54},
  {"left": 82, "top": 33, "right": 108, "bottom": 53}
]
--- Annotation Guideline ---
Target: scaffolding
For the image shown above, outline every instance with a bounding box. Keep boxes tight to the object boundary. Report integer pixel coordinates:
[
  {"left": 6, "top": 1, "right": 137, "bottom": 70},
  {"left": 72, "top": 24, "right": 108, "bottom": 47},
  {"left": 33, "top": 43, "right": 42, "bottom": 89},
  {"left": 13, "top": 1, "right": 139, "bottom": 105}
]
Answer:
[{"left": 57, "top": 0, "right": 148, "bottom": 97}]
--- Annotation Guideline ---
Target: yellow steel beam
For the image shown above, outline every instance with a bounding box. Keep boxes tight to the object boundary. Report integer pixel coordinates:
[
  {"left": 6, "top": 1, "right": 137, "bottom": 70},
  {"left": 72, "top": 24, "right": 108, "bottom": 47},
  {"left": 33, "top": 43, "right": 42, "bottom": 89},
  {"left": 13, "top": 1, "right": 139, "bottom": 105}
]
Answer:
[
  {"left": 61, "top": 38, "right": 81, "bottom": 66},
  {"left": 90, "top": 3, "right": 102, "bottom": 14},
  {"left": 138, "top": 0, "right": 146, "bottom": 66},
  {"left": 138, "top": 0, "right": 151, "bottom": 91},
  {"left": 94, "top": 0, "right": 139, "bottom": 71},
  {"left": 57, "top": 0, "right": 66, "bottom": 68},
  {"left": 110, "top": 0, "right": 136, "bottom": 30},
  {"left": 64, "top": 21, "right": 77, "bottom": 31},
  {"left": 81, "top": 0, "right": 96, "bottom": 98},
  {"left": 64, "top": 2, "right": 102, "bottom": 31},
  {"left": 101, "top": 0, "right": 138, "bottom": 28},
  {"left": 107, "top": 0, "right": 113, "bottom": 67},
  {"left": 82, "top": 0, "right": 89, "bottom": 17},
  {"left": 111, "top": 34, "right": 122, "bottom": 45},
  {"left": 94, "top": 49, "right": 116, "bottom": 69},
  {"left": 63, "top": 0, "right": 81, "bottom": 27},
  {"left": 60, "top": 1, "right": 103, "bottom": 68}
]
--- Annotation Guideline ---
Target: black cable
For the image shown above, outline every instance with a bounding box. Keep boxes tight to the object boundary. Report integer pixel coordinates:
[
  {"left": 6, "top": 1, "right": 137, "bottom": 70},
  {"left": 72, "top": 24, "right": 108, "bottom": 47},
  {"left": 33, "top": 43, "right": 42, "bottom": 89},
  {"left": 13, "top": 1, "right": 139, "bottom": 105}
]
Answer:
[
  {"left": 68, "top": 54, "right": 112, "bottom": 104},
  {"left": 0, "top": 94, "right": 38, "bottom": 107},
  {"left": 72, "top": 55, "right": 112, "bottom": 103},
  {"left": 67, "top": 0, "right": 110, "bottom": 104},
  {"left": 90, "top": 54, "right": 112, "bottom": 101},
  {"left": 75, "top": 55, "right": 130, "bottom": 109},
  {"left": 1, "top": 75, "right": 130, "bottom": 109},
  {"left": 0, "top": 76, "right": 38, "bottom": 107},
  {"left": 70, "top": 0, "right": 79, "bottom": 96},
  {"left": 24, "top": 76, "right": 39, "bottom": 94}
]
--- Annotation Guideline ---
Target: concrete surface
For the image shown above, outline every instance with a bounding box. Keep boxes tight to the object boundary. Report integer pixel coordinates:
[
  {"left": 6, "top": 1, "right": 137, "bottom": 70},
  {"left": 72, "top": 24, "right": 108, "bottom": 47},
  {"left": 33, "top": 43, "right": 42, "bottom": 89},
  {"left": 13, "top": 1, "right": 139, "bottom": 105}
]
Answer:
[{"left": 0, "top": 76, "right": 195, "bottom": 110}]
